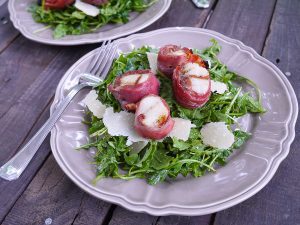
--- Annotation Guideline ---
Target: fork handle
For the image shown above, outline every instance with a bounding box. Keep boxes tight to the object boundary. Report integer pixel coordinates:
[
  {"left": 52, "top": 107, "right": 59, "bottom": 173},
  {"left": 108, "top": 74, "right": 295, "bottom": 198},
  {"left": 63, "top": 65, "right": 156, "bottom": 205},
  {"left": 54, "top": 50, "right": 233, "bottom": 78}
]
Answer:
[{"left": 0, "top": 83, "right": 89, "bottom": 181}]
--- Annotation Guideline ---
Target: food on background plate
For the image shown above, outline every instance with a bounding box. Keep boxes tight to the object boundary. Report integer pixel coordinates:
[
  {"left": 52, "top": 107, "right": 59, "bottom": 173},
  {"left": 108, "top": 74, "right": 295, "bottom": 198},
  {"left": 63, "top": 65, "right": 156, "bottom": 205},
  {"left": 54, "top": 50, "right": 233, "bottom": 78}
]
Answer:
[
  {"left": 30, "top": 0, "right": 158, "bottom": 38},
  {"left": 80, "top": 40, "right": 266, "bottom": 185},
  {"left": 108, "top": 69, "right": 160, "bottom": 112}
]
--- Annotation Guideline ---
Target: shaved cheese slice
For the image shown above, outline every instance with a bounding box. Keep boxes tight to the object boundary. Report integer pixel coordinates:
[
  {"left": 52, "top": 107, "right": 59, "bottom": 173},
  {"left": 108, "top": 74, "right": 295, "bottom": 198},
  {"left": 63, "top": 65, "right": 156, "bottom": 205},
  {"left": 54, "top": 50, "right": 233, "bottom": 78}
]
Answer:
[
  {"left": 82, "top": 90, "right": 106, "bottom": 118},
  {"left": 168, "top": 118, "right": 194, "bottom": 141},
  {"left": 200, "top": 122, "right": 234, "bottom": 149},
  {"left": 103, "top": 107, "right": 148, "bottom": 145},
  {"left": 190, "top": 77, "right": 210, "bottom": 94},
  {"left": 74, "top": 0, "right": 100, "bottom": 17},
  {"left": 137, "top": 95, "right": 168, "bottom": 127},
  {"left": 146, "top": 52, "right": 158, "bottom": 73},
  {"left": 211, "top": 80, "right": 228, "bottom": 94},
  {"left": 184, "top": 63, "right": 208, "bottom": 77}
]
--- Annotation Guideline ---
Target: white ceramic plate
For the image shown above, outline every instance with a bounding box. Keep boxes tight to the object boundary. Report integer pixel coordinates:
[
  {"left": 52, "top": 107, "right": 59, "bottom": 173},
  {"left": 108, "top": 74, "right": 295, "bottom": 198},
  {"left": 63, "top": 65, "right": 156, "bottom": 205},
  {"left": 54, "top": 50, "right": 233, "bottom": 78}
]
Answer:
[
  {"left": 50, "top": 27, "right": 298, "bottom": 215},
  {"left": 8, "top": 0, "right": 172, "bottom": 45}
]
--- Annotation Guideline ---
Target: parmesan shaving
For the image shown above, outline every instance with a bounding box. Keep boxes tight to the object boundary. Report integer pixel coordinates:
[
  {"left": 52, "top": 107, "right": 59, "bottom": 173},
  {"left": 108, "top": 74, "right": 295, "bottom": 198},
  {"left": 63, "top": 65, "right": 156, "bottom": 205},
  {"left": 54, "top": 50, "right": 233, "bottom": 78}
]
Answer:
[
  {"left": 211, "top": 80, "right": 228, "bottom": 94},
  {"left": 74, "top": 0, "right": 100, "bottom": 17},
  {"left": 82, "top": 90, "right": 106, "bottom": 119},
  {"left": 200, "top": 122, "right": 234, "bottom": 149},
  {"left": 168, "top": 118, "right": 194, "bottom": 141},
  {"left": 146, "top": 52, "right": 158, "bottom": 73}
]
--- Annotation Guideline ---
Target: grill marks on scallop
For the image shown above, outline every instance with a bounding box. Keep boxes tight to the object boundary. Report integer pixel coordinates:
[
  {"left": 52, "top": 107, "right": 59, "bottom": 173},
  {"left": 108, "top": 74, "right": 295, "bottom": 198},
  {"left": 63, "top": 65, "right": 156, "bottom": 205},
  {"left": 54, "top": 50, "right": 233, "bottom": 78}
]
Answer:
[
  {"left": 134, "top": 95, "right": 174, "bottom": 140},
  {"left": 108, "top": 69, "right": 160, "bottom": 111},
  {"left": 172, "top": 54, "right": 211, "bottom": 109}
]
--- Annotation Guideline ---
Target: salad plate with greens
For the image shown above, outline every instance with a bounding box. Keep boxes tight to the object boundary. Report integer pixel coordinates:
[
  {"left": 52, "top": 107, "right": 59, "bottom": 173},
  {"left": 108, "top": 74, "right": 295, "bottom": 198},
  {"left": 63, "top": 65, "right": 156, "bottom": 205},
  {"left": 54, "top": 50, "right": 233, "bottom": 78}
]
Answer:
[
  {"left": 50, "top": 28, "right": 298, "bottom": 215},
  {"left": 8, "top": 0, "right": 171, "bottom": 45}
]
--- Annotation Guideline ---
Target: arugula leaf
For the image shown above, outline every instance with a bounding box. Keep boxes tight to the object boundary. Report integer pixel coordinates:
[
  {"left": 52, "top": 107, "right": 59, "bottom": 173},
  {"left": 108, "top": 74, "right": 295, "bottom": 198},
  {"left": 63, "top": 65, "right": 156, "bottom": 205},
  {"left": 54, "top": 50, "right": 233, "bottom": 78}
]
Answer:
[
  {"left": 150, "top": 147, "right": 173, "bottom": 170},
  {"left": 172, "top": 138, "right": 190, "bottom": 151},
  {"left": 147, "top": 170, "right": 168, "bottom": 185},
  {"left": 232, "top": 130, "right": 251, "bottom": 149}
]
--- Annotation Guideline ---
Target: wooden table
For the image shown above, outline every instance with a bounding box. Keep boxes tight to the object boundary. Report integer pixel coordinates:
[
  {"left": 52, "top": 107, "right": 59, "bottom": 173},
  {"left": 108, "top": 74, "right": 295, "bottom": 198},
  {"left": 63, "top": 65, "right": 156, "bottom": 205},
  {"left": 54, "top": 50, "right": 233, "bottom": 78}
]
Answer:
[{"left": 0, "top": 0, "right": 299, "bottom": 224}]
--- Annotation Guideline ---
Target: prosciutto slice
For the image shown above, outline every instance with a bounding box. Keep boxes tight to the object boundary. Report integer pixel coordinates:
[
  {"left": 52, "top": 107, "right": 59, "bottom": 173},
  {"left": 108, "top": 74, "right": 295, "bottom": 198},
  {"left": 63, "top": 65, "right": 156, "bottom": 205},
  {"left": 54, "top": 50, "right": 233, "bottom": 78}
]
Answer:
[
  {"left": 134, "top": 95, "right": 174, "bottom": 140},
  {"left": 172, "top": 55, "right": 211, "bottom": 109},
  {"left": 44, "top": 0, "right": 74, "bottom": 10},
  {"left": 108, "top": 69, "right": 160, "bottom": 111},
  {"left": 157, "top": 45, "right": 191, "bottom": 78}
]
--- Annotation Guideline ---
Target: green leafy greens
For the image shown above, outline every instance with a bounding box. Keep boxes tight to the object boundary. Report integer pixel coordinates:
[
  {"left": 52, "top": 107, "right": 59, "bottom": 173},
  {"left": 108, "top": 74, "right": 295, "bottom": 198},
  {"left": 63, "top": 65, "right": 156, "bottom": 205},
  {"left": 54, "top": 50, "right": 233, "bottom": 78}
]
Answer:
[
  {"left": 29, "top": 0, "right": 157, "bottom": 39},
  {"left": 81, "top": 40, "right": 265, "bottom": 185}
]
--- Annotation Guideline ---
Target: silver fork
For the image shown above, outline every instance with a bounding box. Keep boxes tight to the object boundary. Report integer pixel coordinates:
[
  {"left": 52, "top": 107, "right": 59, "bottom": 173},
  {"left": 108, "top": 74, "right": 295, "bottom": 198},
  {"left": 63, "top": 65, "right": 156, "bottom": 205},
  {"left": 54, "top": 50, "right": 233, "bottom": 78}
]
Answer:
[{"left": 0, "top": 40, "right": 117, "bottom": 181}]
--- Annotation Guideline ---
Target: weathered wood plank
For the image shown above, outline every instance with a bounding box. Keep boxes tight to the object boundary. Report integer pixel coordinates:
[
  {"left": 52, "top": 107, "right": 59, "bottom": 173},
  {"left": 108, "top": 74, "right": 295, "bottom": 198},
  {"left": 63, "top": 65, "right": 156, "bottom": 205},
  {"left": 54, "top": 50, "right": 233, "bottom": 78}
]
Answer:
[
  {"left": 0, "top": 45, "right": 94, "bottom": 222},
  {"left": 214, "top": 0, "right": 300, "bottom": 224},
  {"left": 2, "top": 155, "right": 112, "bottom": 225},
  {"left": 0, "top": 44, "right": 92, "bottom": 163},
  {"left": 0, "top": 37, "right": 61, "bottom": 119},
  {"left": 108, "top": 207, "right": 157, "bottom": 225},
  {"left": 144, "top": 0, "right": 216, "bottom": 31},
  {"left": 156, "top": 215, "right": 212, "bottom": 225},
  {"left": 0, "top": 103, "right": 53, "bottom": 223},
  {"left": 206, "top": 0, "right": 277, "bottom": 53},
  {"left": 71, "top": 196, "right": 114, "bottom": 225},
  {"left": 0, "top": 3, "right": 19, "bottom": 53}
]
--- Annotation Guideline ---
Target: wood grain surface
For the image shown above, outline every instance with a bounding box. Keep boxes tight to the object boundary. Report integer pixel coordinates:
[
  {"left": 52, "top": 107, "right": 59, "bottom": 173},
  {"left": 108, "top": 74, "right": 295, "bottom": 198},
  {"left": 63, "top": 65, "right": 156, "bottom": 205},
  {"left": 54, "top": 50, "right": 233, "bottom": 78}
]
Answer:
[
  {"left": 0, "top": 2, "right": 19, "bottom": 53},
  {"left": 0, "top": 46, "right": 96, "bottom": 222},
  {"left": 206, "top": 0, "right": 277, "bottom": 53},
  {"left": 0, "top": 0, "right": 299, "bottom": 224},
  {"left": 214, "top": 0, "right": 300, "bottom": 224}
]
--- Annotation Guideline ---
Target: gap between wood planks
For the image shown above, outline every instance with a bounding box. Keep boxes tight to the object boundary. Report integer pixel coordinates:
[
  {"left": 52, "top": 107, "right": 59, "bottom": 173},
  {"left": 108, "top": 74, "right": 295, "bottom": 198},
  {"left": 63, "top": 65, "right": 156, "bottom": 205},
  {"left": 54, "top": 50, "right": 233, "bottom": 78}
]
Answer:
[
  {"left": 261, "top": 0, "right": 278, "bottom": 55},
  {"left": 202, "top": 0, "right": 219, "bottom": 28}
]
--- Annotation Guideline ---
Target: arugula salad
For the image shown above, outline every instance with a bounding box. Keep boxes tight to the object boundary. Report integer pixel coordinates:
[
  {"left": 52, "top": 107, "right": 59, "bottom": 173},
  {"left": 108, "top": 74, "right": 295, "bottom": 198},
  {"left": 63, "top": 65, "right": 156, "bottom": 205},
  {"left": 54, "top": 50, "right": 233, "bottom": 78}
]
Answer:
[
  {"left": 80, "top": 40, "right": 266, "bottom": 185},
  {"left": 29, "top": 0, "right": 157, "bottom": 39}
]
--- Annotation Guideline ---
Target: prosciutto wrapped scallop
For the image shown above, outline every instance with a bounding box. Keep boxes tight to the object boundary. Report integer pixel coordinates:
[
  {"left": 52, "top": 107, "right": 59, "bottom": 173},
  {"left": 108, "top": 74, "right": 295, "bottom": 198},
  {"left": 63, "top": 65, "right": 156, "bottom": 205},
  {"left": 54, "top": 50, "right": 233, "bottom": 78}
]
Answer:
[
  {"left": 172, "top": 55, "right": 211, "bottom": 109},
  {"left": 157, "top": 45, "right": 191, "bottom": 78},
  {"left": 108, "top": 69, "right": 160, "bottom": 111},
  {"left": 134, "top": 95, "right": 175, "bottom": 140}
]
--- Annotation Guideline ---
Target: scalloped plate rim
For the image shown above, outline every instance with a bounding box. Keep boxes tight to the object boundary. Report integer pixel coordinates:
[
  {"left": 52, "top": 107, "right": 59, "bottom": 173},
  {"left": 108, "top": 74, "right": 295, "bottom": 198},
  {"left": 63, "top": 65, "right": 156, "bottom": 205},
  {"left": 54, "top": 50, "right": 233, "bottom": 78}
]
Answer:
[
  {"left": 50, "top": 27, "right": 298, "bottom": 216},
  {"left": 8, "top": 0, "right": 172, "bottom": 46}
]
